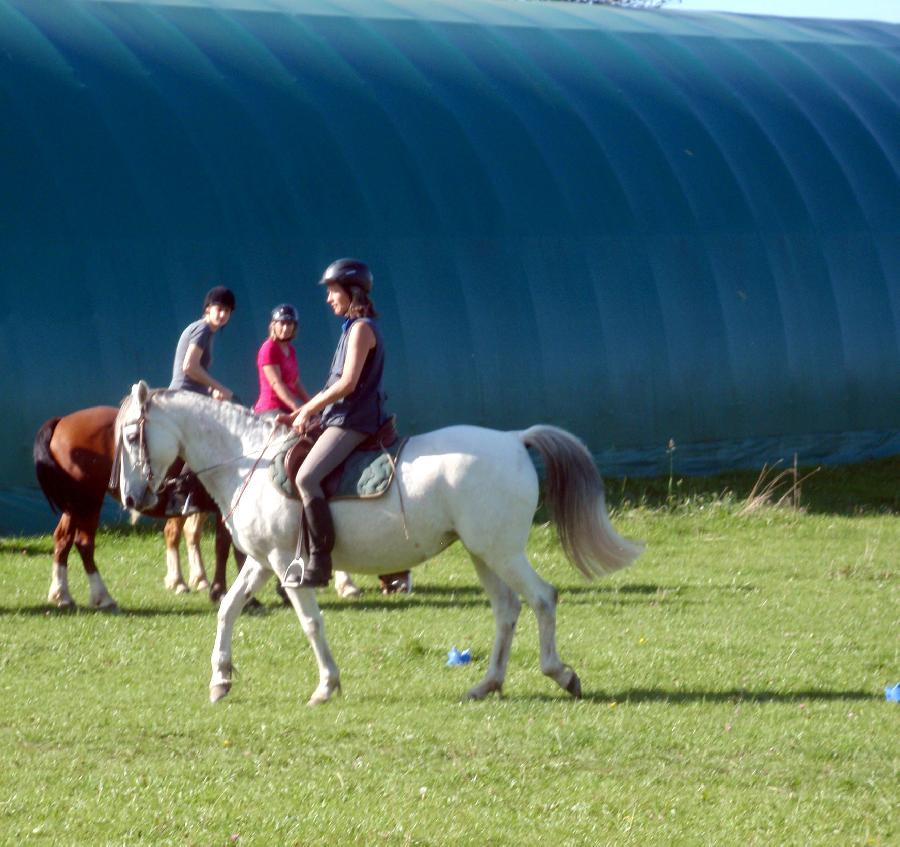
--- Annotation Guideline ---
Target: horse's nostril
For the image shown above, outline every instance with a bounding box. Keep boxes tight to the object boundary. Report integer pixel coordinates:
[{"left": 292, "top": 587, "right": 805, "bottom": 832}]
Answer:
[{"left": 124, "top": 496, "right": 134, "bottom": 509}]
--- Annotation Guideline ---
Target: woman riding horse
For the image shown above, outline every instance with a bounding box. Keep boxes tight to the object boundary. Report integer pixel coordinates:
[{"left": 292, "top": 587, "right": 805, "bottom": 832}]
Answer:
[
  {"left": 253, "top": 303, "right": 310, "bottom": 415},
  {"left": 281, "top": 258, "right": 388, "bottom": 589},
  {"left": 170, "top": 286, "right": 236, "bottom": 399}
]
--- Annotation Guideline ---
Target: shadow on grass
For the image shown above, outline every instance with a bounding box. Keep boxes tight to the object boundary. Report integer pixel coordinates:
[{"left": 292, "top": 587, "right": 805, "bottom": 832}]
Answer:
[
  {"left": 2, "top": 580, "right": 743, "bottom": 617},
  {"left": 0, "top": 539, "right": 53, "bottom": 556},
  {"left": 515, "top": 687, "right": 881, "bottom": 704},
  {"left": 0, "top": 603, "right": 220, "bottom": 617}
]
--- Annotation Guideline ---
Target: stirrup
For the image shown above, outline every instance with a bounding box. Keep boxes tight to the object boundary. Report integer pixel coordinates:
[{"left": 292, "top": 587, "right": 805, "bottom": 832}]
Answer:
[{"left": 282, "top": 557, "right": 306, "bottom": 589}]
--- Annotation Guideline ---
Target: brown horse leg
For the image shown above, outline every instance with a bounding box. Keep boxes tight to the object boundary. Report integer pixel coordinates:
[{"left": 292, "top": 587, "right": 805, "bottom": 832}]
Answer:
[
  {"left": 48, "top": 512, "right": 77, "bottom": 609},
  {"left": 211, "top": 517, "right": 266, "bottom": 613},
  {"left": 74, "top": 517, "right": 118, "bottom": 612},
  {"left": 184, "top": 512, "right": 210, "bottom": 591},
  {"left": 209, "top": 515, "right": 233, "bottom": 603},
  {"left": 163, "top": 516, "right": 190, "bottom": 594},
  {"left": 378, "top": 571, "right": 412, "bottom": 595}
]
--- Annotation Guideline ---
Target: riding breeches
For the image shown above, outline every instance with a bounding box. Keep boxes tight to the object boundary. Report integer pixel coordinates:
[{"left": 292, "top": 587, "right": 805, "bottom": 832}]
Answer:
[{"left": 295, "top": 425, "right": 367, "bottom": 504}]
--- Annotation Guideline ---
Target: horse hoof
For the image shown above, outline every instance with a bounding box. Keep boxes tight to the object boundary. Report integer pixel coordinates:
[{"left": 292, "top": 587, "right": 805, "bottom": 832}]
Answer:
[
  {"left": 337, "top": 583, "right": 362, "bottom": 600},
  {"left": 174, "top": 583, "right": 190, "bottom": 595},
  {"left": 308, "top": 681, "right": 341, "bottom": 706},
  {"left": 192, "top": 578, "right": 210, "bottom": 591},
  {"left": 97, "top": 602, "right": 121, "bottom": 615},
  {"left": 242, "top": 597, "right": 266, "bottom": 616},
  {"left": 209, "top": 584, "right": 226, "bottom": 603},
  {"left": 464, "top": 681, "right": 501, "bottom": 701},
  {"left": 210, "top": 683, "right": 231, "bottom": 703},
  {"left": 566, "top": 671, "right": 583, "bottom": 699}
]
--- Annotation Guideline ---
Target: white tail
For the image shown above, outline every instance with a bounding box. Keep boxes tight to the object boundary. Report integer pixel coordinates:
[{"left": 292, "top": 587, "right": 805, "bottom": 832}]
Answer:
[{"left": 520, "top": 425, "right": 644, "bottom": 578}]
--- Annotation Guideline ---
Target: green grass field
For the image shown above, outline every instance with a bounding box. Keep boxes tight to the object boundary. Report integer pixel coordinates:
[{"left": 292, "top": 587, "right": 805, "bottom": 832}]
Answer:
[{"left": 1, "top": 460, "right": 897, "bottom": 845}]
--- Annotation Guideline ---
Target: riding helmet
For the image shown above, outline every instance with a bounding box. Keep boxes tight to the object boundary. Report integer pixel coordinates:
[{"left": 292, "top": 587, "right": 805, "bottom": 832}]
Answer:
[
  {"left": 271, "top": 303, "right": 298, "bottom": 323},
  {"left": 318, "top": 258, "right": 373, "bottom": 294},
  {"left": 203, "top": 285, "right": 236, "bottom": 312}
]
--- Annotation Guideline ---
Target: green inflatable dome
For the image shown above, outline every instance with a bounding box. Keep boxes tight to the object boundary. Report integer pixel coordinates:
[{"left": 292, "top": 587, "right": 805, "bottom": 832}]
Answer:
[{"left": 1, "top": 0, "right": 898, "bottom": 531}]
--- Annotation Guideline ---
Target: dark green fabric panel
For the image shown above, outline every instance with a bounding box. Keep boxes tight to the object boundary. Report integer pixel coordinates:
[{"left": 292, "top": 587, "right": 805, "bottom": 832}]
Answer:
[{"left": 0, "top": 0, "right": 898, "bottom": 532}]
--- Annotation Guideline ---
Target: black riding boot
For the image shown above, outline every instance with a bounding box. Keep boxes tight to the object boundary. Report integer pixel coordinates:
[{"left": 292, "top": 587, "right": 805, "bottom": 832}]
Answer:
[{"left": 297, "top": 497, "right": 335, "bottom": 588}]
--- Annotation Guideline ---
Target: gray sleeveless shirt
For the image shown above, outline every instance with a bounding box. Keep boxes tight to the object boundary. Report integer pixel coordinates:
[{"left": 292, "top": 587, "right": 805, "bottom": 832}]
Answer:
[{"left": 320, "top": 317, "right": 387, "bottom": 434}]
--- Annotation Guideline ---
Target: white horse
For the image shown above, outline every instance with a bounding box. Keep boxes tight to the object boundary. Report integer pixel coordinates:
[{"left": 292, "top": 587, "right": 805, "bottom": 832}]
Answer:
[{"left": 114, "top": 382, "right": 643, "bottom": 705}]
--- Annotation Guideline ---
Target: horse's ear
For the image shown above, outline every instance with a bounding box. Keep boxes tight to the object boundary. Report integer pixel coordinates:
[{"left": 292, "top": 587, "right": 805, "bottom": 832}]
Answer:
[{"left": 132, "top": 380, "right": 149, "bottom": 407}]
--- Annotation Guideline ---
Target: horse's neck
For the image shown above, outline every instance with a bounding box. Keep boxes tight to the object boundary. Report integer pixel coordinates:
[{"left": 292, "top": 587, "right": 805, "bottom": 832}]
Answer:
[{"left": 160, "top": 393, "right": 265, "bottom": 480}]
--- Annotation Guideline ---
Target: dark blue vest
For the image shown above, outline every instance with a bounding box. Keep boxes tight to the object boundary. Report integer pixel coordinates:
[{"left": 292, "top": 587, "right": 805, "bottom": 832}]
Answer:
[{"left": 321, "top": 317, "right": 387, "bottom": 434}]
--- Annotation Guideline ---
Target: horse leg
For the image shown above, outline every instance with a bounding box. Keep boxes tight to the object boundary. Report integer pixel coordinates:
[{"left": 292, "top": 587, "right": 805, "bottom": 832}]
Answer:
[
  {"left": 184, "top": 512, "right": 209, "bottom": 591},
  {"left": 74, "top": 516, "right": 118, "bottom": 612},
  {"left": 216, "top": 518, "right": 265, "bottom": 613},
  {"left": 48, "top": 512, "right": 76, "bottom": 609},
  {"left": 209, "top": 515, "right": 234, "bottom": 602},
  {"left": 163, "top": 516, "right": 189, "bottom": 594},
  {"left": 483, "top": 553, "right": 581, "bottom": 699},
  {"left": 334, "top": 570, "right": 362, "bottom": 599},
  {"left": 209, "top": 557, "right": 271, "bottom": 703},
  {"left": 284, "top": 586, "right": 341, "bottom": 706},
  {"left": 464, "top": 556, "right": 522, "bottom": 701},
  {"left": 270, "top": 553, "right": 340, "bottom": 705}
]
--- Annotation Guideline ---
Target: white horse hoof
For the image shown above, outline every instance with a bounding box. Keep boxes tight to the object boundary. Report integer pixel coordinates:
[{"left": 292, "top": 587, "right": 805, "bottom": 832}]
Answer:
[
  {"left": 464, "top": 681, "right": 502, "bottom": 701},
  {"left": 307, "top": 681, "right": 341, "bottom": 706},
  {"left": 565, "top": 671, "right": 582, "bottom": 699},
  {"left": 191, "top": 577, "right": 210, "bottom": 591},
  {"left": 336, "top": 583, "right": 362, "bottom": 600},
  {"left": 210, "top": 683, "right": 231, "bottom": 703},
  {"left": 96, "top": 602, "right": 121, "bottom": 614},
  {"left": 174, "top": 583, "right": 190, "bottom": 595}
]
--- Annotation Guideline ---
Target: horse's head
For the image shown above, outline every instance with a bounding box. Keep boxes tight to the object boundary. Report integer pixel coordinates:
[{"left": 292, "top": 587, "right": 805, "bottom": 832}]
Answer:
[{"left": 113, "top": 381, "right": 180, "bottom": 511}]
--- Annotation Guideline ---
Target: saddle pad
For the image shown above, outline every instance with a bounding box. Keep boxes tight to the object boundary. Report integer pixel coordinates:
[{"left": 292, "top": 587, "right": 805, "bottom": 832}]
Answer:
[{"left": 270, "top": 437, "right": 408, "bottom": 501}]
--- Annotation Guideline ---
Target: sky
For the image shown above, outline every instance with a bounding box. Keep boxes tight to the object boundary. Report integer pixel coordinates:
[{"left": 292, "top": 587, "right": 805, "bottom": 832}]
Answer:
[{"left": 670, "top": 0, "right": 900, "bottom": 24}]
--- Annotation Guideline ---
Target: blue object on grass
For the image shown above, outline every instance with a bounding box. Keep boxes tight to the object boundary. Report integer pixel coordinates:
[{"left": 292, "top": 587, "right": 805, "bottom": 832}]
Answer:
[
  {"left": 447, "top": 647, "right": 472, "bottom": 666},
  {"left": 886, "top": 684, "right": 900, "bottom": 702}
]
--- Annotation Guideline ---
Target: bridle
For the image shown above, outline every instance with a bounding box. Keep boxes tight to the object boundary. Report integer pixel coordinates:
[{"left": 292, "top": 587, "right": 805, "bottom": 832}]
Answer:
[
  {"left": 110, "top": 395, "right": 155, "bottom": 493},
  {"left": 110, "top": 390, "right": 281, "bottom": 519}
]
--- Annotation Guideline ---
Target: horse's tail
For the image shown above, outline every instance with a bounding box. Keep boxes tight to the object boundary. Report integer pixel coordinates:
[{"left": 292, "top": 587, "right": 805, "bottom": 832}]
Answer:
[
  {"left": 34, "top": 417, "right": 66, "bottom": 515},
  {"left": 519, "top": 425, "right": 644, "bottom": 579},
  {"left": 33, "top": 417, "right": 97, "bottom": 519}
]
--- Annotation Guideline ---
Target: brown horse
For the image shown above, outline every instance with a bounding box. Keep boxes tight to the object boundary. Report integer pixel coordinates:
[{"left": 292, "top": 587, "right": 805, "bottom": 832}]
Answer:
[{"left": 33, "top": 405, "right": 244, "bottom": 611}]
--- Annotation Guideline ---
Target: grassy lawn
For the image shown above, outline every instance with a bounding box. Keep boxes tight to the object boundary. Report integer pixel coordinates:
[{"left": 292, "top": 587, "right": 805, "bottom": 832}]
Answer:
[{"left": 0, "top": 460, "right": 897, "bottom": 845}]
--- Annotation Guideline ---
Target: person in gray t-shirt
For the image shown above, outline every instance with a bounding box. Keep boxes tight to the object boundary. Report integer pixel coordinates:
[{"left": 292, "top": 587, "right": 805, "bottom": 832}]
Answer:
[{"left": 170, "top": 286, "right": 236, "bottom": 399}]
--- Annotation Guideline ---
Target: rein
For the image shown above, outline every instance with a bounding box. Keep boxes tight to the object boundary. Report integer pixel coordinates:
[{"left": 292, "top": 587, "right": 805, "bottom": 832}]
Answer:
[{"left": 220, "top": 424, "right": 280, "bottom": 523}]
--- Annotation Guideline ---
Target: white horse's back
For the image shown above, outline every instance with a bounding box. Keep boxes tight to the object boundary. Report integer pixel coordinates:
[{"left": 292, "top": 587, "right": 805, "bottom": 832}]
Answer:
[{"left": 330, "top": 426, "right": 540, "bottom": 574}]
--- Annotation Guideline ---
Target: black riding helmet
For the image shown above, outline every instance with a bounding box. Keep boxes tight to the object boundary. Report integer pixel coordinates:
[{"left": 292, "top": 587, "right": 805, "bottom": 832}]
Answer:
[
  {"left": 318, "top": 258, "right": 373, "bottom": 294},
  {"left": 271, "top": 303, "right": 298, "bottom": 323},
  {"left": 203, "top": 285, "right": 236, "bottom": 312}
]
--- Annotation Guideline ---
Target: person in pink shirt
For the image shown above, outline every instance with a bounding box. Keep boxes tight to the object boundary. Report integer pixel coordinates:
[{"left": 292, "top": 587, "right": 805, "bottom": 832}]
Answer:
[{"left": 253, "top": 303, "right": 310, "bottom": 414}]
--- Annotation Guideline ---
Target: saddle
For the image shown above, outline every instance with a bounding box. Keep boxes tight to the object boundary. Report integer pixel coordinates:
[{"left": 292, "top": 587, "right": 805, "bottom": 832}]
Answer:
[{"left": 275, "top": 415, "right": 401, "bottom": 501}]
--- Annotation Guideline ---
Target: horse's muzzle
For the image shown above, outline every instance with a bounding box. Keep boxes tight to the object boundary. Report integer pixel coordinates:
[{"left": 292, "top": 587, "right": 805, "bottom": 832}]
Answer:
[{"left": 124, "top": 486, "right": 159, "bottom": 512}]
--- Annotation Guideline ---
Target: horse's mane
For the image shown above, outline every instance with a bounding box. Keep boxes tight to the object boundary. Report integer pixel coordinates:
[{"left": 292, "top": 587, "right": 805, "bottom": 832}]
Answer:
[
  {"left": 154, "top": 388, "right": 293, "bottom": 448},
  {"left": 116, "top": 385, "right": 294, "bottom": 449}
]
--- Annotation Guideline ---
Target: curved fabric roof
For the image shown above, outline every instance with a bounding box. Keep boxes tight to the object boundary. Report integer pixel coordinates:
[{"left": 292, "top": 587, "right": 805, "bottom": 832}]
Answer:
[{"left": 1, "top": 0, "right": 898, "bottom": 530}]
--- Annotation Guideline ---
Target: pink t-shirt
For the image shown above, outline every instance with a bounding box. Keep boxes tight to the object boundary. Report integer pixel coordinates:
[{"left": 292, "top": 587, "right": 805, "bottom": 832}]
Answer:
[{"left": 254, "top": 338, "right": 301, "bottom": 412}]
